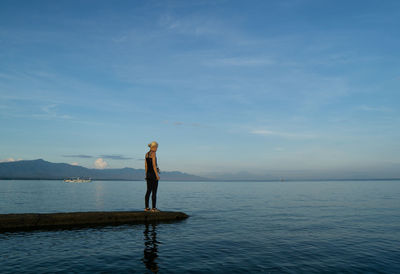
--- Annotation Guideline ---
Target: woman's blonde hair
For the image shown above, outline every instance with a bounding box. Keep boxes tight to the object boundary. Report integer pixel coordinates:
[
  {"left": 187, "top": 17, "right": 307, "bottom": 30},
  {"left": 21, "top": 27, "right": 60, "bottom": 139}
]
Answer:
[{"left": 148, "top": 141, "right": 158, "bottom": 148}]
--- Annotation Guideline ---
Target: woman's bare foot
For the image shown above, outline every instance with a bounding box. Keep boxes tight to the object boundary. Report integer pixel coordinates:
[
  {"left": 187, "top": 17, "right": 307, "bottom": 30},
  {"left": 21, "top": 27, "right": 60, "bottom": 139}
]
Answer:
[
  {"left": 144, "top": 207, "right": 151, "bottom": 212},
  {"left": 151, "top": 208, "right": 160, "bottom": 212}
]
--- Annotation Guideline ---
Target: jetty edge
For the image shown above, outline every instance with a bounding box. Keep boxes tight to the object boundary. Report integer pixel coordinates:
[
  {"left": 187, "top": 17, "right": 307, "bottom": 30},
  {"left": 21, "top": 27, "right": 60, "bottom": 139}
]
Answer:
[{"left": 0, "top": 211, "right": 189, "bottom": 232}]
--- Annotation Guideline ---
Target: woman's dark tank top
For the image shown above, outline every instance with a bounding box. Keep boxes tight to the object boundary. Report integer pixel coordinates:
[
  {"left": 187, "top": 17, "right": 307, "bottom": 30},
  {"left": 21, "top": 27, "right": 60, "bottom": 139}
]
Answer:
[{"left": 146, "top": 152, "right": 158, "bottom": 180}]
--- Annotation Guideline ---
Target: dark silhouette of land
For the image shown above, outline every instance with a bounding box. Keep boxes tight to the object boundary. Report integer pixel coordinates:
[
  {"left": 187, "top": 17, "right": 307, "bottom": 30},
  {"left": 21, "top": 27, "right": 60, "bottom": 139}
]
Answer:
[{"left": 0, "top": 211, "right": 189, "bottom": 231}]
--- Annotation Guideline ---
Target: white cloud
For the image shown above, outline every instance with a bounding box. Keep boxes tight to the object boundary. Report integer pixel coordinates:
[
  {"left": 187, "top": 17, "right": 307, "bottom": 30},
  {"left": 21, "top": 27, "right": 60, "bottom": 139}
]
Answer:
[
  {"left": 94, "top": 158, "right": 108, "bottom": 169},
  {"left": 251, "top": 129, "right": 317, "bottom": 139},
  {"left": 251, "top": 129, "right": 275, "bottom": 136},
  {"left": 0, "top": 158, "right": 18, "bottom": 163}
]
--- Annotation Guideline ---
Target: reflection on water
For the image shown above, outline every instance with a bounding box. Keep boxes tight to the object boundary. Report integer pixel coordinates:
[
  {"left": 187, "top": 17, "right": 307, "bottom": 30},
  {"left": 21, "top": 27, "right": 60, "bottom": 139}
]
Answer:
[
  {"left": 142, "top": 223, "right": 160, "bottom": 273},
  {"left": 94, "top": 183, "right": 104, "bottom": 209}
]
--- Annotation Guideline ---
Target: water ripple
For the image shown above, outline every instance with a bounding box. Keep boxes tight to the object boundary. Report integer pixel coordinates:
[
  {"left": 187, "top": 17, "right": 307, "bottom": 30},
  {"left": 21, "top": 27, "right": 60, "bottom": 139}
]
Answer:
[{"left": 0, "top": 180, "right": 399, "bottom": 273}]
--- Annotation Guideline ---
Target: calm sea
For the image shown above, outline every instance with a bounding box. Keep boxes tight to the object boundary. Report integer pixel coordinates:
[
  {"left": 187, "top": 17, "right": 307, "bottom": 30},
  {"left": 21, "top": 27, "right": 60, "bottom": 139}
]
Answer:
[{"left": 0, "top": 179, "right": 399, "bottom": 273}]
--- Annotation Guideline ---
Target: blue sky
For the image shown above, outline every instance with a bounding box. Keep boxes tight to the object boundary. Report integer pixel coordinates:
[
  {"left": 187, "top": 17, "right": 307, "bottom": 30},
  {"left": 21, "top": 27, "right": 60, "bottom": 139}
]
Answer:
[{"left": 0, "top": 0, "right": 399, "bottom": 179}]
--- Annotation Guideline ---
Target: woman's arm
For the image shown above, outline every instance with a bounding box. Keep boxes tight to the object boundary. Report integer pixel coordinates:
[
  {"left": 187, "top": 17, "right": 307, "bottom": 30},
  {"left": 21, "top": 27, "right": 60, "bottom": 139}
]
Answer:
[{"left": 152, "top": 154, "right": 160, "bottom": 180}]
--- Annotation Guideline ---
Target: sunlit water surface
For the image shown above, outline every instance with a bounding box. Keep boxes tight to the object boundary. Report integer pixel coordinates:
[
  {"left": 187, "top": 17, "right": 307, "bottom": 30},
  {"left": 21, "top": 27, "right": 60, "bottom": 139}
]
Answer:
[{"left": 1, "top": 180, "right": 399, "bottom": 273}]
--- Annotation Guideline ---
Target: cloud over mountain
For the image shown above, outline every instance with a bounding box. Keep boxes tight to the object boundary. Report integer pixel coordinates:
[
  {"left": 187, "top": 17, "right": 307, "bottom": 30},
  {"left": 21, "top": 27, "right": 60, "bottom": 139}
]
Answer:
[{"left": 94, "top": 158, "right": 108, "bottom": 169}]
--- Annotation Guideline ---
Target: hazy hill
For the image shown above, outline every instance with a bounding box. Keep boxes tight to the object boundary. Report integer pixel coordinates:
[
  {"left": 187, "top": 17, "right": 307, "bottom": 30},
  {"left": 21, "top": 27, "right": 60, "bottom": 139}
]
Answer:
[{"left": 0, "top": 159, "right": 207, "bottom": 181}]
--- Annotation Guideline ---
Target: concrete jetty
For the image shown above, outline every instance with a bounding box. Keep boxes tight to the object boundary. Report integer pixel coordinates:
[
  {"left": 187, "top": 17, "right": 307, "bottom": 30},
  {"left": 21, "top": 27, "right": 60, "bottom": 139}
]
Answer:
[{"left": 0, "top": 211, "right": 189, "bottom": 232}]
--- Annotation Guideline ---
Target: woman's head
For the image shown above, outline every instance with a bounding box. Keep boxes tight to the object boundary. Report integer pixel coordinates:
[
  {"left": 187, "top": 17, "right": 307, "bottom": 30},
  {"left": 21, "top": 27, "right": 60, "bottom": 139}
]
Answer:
[{"left": 148, "top": 141, "right": 158, "bottom": 151}]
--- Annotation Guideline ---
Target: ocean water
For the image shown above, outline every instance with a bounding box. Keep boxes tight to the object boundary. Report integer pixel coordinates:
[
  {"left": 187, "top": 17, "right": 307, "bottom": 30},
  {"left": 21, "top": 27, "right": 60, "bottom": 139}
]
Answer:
[{"left": 0, "top": 179, "right": 399, "bottom": 273}]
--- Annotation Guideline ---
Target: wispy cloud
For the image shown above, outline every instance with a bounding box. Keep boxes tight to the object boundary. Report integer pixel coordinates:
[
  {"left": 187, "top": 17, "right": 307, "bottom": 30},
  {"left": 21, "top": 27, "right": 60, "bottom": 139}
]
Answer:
[
  {"left": 0, "top": 68, "right": 139, "bottom": 123},
  {"left": 163, "top": 120, "right": 210, "bottom": 128},
  {"left": 356, "top": 105, "right": 393, "bottom": 112},
  {"left": 251, "top": 129, "right": 317, "bottom": 139},
  {"left": 63, "top": 154, "right": 133, "bottom": 160},
  {"left": 63, "top": 154, "right": 93, "bottom": 159},
  {"left": 204, "top": 57, "right": 275, "bottom": 67},
  {"left": 99, "top": 155, "right": 133, "bottom": 160},
  {"left": 0, "top": 96, "right": 74, "bottom": 121},
  {"left": 158, "top": 12, "right": 224, "bottom": 37},
  {"left": 32, "top": 104, "right": 73, "bottom": 120}
]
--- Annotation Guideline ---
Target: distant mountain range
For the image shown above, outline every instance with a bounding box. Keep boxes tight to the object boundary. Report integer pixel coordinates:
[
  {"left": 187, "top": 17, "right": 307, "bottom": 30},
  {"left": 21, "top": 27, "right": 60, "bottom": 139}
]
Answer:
[
  {"left": 1, "top": 159, "right": 399, "bottom": 182},
  {"left": 0, "top": 159, "right": 207, "bottom": 181}
]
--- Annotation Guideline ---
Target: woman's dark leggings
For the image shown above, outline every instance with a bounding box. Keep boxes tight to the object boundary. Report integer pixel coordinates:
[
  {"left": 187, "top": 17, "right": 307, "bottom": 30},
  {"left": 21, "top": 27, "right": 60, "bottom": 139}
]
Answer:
[{"left": 145, "top": 179, "right": 158, "bottom": 208}]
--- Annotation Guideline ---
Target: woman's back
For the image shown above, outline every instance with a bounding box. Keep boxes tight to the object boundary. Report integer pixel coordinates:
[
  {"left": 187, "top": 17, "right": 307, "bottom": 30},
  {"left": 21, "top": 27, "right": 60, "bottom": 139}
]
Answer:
[
  {"left": 144, "top": 141, "right": 160, "bottom": 211},
  {"left": 145, "top": 152, "right": 157, "bottom": 180}
]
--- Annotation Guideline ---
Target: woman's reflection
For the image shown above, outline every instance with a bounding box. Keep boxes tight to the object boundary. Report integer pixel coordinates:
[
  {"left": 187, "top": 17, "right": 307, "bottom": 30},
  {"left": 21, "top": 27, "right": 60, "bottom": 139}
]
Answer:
[{"left": 142, "top": 222, "right": 160, "bottom": 273}]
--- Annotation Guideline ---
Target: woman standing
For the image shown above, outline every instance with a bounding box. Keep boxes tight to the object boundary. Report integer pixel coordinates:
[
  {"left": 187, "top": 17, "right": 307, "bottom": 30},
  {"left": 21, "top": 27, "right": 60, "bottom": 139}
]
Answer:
[{"left": 145, "top": 141, "right": 160, "bottom": 212}]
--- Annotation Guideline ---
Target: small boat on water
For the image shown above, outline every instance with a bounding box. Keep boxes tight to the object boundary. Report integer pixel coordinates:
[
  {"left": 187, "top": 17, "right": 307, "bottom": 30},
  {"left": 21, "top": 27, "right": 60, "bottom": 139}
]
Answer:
[{"left": 64, "top": 177, "right": 92, "bottom": 183}]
